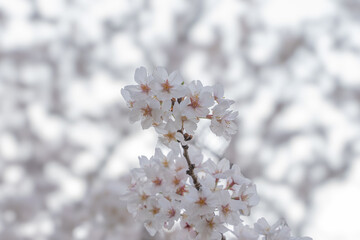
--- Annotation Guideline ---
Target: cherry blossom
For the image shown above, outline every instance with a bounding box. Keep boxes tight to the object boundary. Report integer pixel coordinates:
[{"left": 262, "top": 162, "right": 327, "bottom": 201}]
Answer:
[
  {"left": 151, "top": 67, "right": 187, "bottom": 100},
  {"left": 124, "top": 66, "right": 154, "bottom": 100},
  {"left": 212, "top": 83, "right": 225, "bottom": 103},
  {"left": 194, "top": 215, "right": 228, "bottom": 240},
  {"left": 128, "top": 99, "right": 161, "bottom": 129},
  {"left": 121, "top": 66, "right": 312, "bottom": 240},
  {"left": 173, "top": 100, "right": 199, "bottom": 134},
  {"left": 217, "top": 190, "right": 245, "bottom": 225},
  {"left": 233, "top": 223, "right": 259, "bottom": 240},
  {"left": 182, "top": 80, "right": 214, "bottom": 118},
  {"left": 202, "top": 158, "right": 231, "bottom": 179},
  {"left": 184, "top": 186, "right": 218, "bottom": 216},
  {"left": 254, "top": 218, "right": 312, "bottom": 240},
  {"left": 210, "top": 100, "right": 238, "bottom": 140}
]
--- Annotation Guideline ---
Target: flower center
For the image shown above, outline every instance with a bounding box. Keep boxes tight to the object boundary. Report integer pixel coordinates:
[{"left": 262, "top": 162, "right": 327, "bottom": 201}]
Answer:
[
  {"left": 168, "top": 208, "right": 176, "bottom": 218},
  {"left": 188, "top": 95, "right": 200, "bottom": 109},
  {"left": 162, "top": 158, "right": 169, "bottom": 168},
  {"left": 241, "top": 194, "right": 249, "bottom": 201},
  {"left": 176, "top": 185, "right": 188, "bottom": 196},
  {"left": 140, "top": 84, "right": 151, "bottom": 93},
  {"left": 140, "top": 193, "right": 149, "bottom": 201},
  {"left": 164, "top": 132, "right": 176, "bottom": 142},
  {"left": 221, "top": 204, "right": 230, "bottom": 216},
  {"left": 206, "top": 218, "right": 215, "bottom": 229},
  {"left": 195, "top": 197, "right": 207, "bottom": 206},
  {"left": 129, "top": 101, "right": 135, "bottom": 108},
  {"left": 141, "top": 105, "right": 152, "bottom": 117},
  {"left": 184, "top": 222, "right": 192, "bottom": 231},
  {"left": 150, "top": 206, "right": 160, "bottom": 215},
  {"left": 161, "top": 79, "right": 173, "bottom": 93},
  {"left": 152, "top": 177, "right": 162, "bottom": 186}
]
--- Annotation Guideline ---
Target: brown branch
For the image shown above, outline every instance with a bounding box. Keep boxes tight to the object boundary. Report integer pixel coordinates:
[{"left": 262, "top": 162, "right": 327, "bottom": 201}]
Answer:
[{"left": 182, "top": 144, "right": 201, "bottom": 191}]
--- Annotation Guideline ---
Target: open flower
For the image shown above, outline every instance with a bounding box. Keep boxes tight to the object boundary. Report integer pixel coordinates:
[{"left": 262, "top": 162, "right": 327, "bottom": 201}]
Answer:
[
  {"left": 194, "top": 215, "right": 227, "bottom": 240},
  {"left": 156, "top": 120, "right": 184, "bottom": 153},
  {"left": 202, "top": 158, "right": 231, "bottom": 179},
  {"left": 232, "top": 183, "right": 259, "bottom": 216},
  {"left": 233, "top": 223, "right": 259, "bottom": 240},
  {"left": 210, "top": 100, "right": 238, "bottom": 140},
  {"left": 182, "top": 80, "right": 214, "bottom": 118},
  {"left": 183, "top": 186, "right": 217, "bottom": 216},
  {"left": 158, "top": 196, "right": 181, "bottom": 230},
  {"left": 124, "top": 66, "right": 155, "bottom": 100},
  {"left": 151, "top": 67, "right": 187, "bottom": 100},
  {"left": 121, "top": 88, "right": 135, "bottom": 108},
  {"left": 217, "top": 190, "right": 245, "bottom": 225},
  {"left": 128, "top": 99, "right": 162, "bottom": 129}
]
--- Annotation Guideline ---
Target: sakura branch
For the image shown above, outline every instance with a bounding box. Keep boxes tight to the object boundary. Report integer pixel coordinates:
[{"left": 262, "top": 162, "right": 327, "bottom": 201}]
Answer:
[
  {"left": 121, "top": 67, "right": 312, "bottom": 240},
  {"left": 181, "top": 141, "right": 201, "bottom": 191}
]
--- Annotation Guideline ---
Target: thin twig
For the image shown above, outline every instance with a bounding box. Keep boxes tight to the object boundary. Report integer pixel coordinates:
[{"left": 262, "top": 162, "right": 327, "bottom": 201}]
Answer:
[{"left": 182, "top": 144, "right": 201, "bottom": 191}]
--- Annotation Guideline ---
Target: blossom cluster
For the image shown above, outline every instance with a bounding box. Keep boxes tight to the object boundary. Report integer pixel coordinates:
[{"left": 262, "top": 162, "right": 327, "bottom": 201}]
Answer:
[
  {"left": 121, "top": 66, "right": 238, "bottom": 143},
  {"left": 121, "top": 67, "right": 312, "bottom": 240},
  {"left": 123, "top": 148, "right": 259, "bottom": 239}
]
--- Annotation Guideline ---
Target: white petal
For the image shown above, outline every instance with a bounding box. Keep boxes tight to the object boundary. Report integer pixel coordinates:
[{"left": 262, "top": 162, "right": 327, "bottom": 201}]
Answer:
[
  {"left": 168, "top": 70, "right": 183, "bottom": 85},
  {"left": 154, "top": 67, "right": 168, "bottom": 80},
  {"left": 213, "top": 83, "right": 224, "bottom": 99},
  {"left": 200, "top": 92, "right": 215, "bottom": 107},
  {"left": 141, "top": 117, "right": 153, "bottom": 129},
  {"left": 129, "top": 110, "right": 141, "bottom": 123},
  {"left": 144, "top": 221, "right": 157, "bottom": 236},
  {"left": 134, "top": 66, "right": 147, "bottom": 84}
]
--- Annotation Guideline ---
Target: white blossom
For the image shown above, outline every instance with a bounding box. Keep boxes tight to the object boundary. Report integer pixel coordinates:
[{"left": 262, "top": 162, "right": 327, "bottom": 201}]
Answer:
[
  {"left": 194, "top": 215, "right": 227, "bottom": 240},
  {"left": 156, "top": 120, "right": 184, "bottom": 153},
  {"left": 203, "top": 158, "right": 231, "bottom": 179},
  {"left": 217, "top": 190, "right": 245, "bottom": 225},
  {"left": 233, "top": 223, "right": 259, "bottom": 240},
  {"left": 173, "top": 100, "right": 199, "bottom": 134},
  {"left": 232, "top": 183, "right": 259, "bottom": 216},
  {"left": 151, "top": 67, "right": 187, "bottom": 100},
  {"left": 182, "top": 80, "right": 214, "bottom": 118},
  {"left": 129, "top": 99, "right": 162, "bottom": 129},
  {"left": 124, "top": 66, "right": 155, "bottom": 100},
  {"left": 121, "top": 67, "right": 312, "bottom": 240},
  {"left": 183, "top": 186, "right": 217, "bottom": 216},
  {"left": 158, "top": 196, "right": 181, "bottom": 230},
  {"left": 210, "top": 100, "right": 238, "bottom": 140}
]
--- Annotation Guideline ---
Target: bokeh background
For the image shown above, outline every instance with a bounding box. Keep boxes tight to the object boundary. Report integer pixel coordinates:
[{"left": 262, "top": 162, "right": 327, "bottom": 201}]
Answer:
[{"left": 1, "top": 0, "right": 360, "bottom": 239}]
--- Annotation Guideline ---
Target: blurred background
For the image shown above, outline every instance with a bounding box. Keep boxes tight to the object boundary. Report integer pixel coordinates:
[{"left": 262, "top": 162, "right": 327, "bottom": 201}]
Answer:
[{"left": 1, "top": 0, "right": 360, "bottom": 239}]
